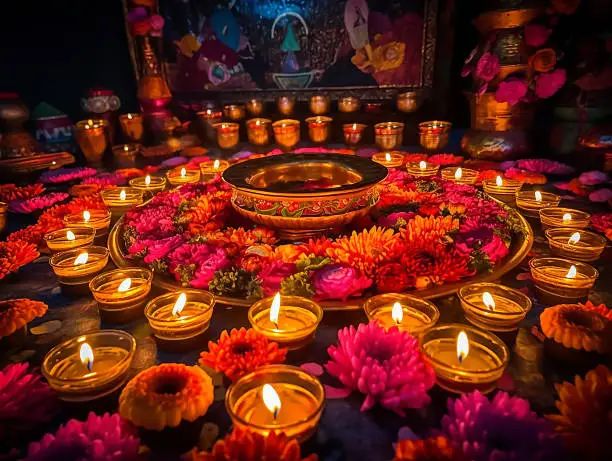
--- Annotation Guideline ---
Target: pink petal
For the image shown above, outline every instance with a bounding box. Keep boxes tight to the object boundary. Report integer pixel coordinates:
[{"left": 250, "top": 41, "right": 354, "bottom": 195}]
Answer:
[
  {"left": 324, "top": 385, "right": 352, "bottom": 399},
  {"left": 301, "top": 362, "right": 324, "bottom": 376}
]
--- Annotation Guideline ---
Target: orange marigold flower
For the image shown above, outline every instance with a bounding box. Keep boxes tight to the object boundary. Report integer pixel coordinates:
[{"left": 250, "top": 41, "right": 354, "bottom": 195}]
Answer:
[
  {"left": 274, "top": 244, "right": 304, "bottom": 263},
  {"left": 115, "top": 168, "right": 145, "bottom": 179},
  {"left": 192, "top": 429, "right": 317, "bottom": 461},
  {"left": 394, "top": 436, "right": 466, "bottom": 461},
  {"left": 0, "top": 183, "right": 45, "bottom": 202},
  {"left": 8, "top": 223, "right": 57, "bottom": 249},
  {"left": 298, "top": 237, "right": 333, "bottom": 258},
  {"left": 476, "top": 169, "right": 502, "bottom": 185},
  {"left": 0, "top": 299, "right": 48, "bottom": 338},
  {"left": 529, "top": 48, "right": 557, "bottom": 73},
  {"left": 0, "top": 240, "right": 39, "bottom": 281},
  {"left": 225, "top": 227, "right": 277, "bottom": 249},
  {"left": 567, "top": 178, "right": 589, "bottom": 196},
  {"left": 240, "top": 244, "right": 274, "bottom": 272},
  {"left": 377, "top": 185, "right": 425, "bottom": 210},
  {"left": 199, "top": 328, "right": 287, "bottom": 381},
  {"left": 579, "top": 301, "right": 612, "bottom": 320},
  {"left": 68, "top": 183, "right": 102, "bottom": 197},
  {"left": 327, "top": 226, "right": 400, "bottom": 277},
  {"left": 400, "top": 215, "right": 459, "bottom": 244}
]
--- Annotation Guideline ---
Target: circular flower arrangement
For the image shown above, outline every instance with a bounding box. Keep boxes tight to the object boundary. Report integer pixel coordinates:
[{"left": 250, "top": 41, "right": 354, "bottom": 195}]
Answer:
[
  {"left": 120, "top": 169, "right": 523, "bottom": 302},
  {"left": 0, "top": 298, "right": 48, "bottom": 338}
]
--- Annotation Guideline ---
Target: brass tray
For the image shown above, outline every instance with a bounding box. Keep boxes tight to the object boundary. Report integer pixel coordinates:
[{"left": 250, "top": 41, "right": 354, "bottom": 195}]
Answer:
[
  {"left": 0, "top": 152, "right": 75, "bottom": 174},
  {"left": 108, "top": 205, "right": 533, "bottom": 311}
]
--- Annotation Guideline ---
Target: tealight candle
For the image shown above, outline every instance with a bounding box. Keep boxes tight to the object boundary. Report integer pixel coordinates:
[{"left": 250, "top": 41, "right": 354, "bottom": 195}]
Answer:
[
  {"left": 213, "top": 122, "right": 240, "bottom": 149},
  {"left": 49, "top": 246, "right": 109, "bottom": 292},
  {"left": 362, "top": 293, "right": 439, "bottom": 335},
  {"left": 309, "top": 95, "right": 330, "bottom": 115},
  {"left": 145, "top": 290, "right": 215, "bottom": 350},
  {"left": 458, "top": 283, "right": 532, "bottom": 335},
  {"left": 305, "top": 116, "right": 332, "bottom": 143},
  {"left": 276, "top": 96, "right": 296, "bottom": 116},
  {"left": 530, "top": 257, "right": 599, "bottom": 305},
  {"left": 129, "top": 175, "right": 166, "bottom": 197},
  {"left": 406, "top": 160, "right": 440, "bottom": 177},
  {"left": 200, "top": 159, "right": 230, "bottom": 181},
  {"left": 42, "top": 330, "right": 136, "bottom": 401},
  {"left": 101, "top": 188, "right": 144, "bottom": 217},
  {"left": 342, "top": 123, "right": 367, "bottom": 147},
  {"left": 75, "top": 119, "right": 110, "bottom": 164},
  {"left": 372, "top": 151, "right": 405, "bottom": 169},
  {"left": 338, "top": 96, "right": 360, "bottom": 113},
  {"left": 539, "top": 208, "right": 590, "bottom": 230},
  {"left": 166, "top": 167, "right": 200, "bottom": 187},
  {"left": 421, "top": 324, "right": 509, "bottom": 394},
  {"left": 119, "top": 113, "right": 144, "bottom": 142},
  {"left": 515, "top": 190, "right": 561, "bottom": 216},
  {"left": 44, "top": 227, "right": 96, "bottom": 253},
  {"left": 226, "top": 364, "right": 324, "bottom": 441},
  {"left": 272, "top": 119, "right": 300, "bottom": 151},
  {"left": 246, "top": 118, "right": 271, "bottom": 146},
  {"left": 482, "top": 175, "right": 523, "bottom": 205},
  {"left": 545, "top": 228, "right": 606, "bottom": 262},
  {"left": 224, "top": 104, "right": 246, "bottom": 121},
  {"left": 248, "top": 293, "right": 323, "bottom": 349},
  {"left": 63, "top": 209, "right": 112, "bottom": 238},
  {"left": 246, "top": 99, "right": 264, "bottom": 116},
  {"left": 112, "top": 144, "right": 139, "bottom": 168},
  {"left": 374, "top": 122, "right": 404, "bottom": 151},
  {"left": 441, "top": 167, "right": 478, "bottom": 185},
  {"left": 90, "top": 268, "right": 153, "bottom": 323}
]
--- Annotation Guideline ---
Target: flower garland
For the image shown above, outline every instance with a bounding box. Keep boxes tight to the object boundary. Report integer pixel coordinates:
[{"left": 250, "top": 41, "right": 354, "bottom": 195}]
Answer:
[
  {"left": 8, "top": 192, "right": 69, "bottom": 214},
  {"left": 0, "top": 183, "right": 45, "bottom": 202},
  {"left": 38, "top": 167, "right": 97, "bottom": 184}
]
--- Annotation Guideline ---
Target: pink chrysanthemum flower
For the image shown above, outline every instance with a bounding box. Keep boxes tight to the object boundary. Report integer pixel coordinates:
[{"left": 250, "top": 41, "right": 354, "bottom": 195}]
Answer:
[
  {"left": 39, "top": 167, "right": 97, "bottom": 184},
  {"left": 8, "top": 193, "right": 69, "bottom": 214},
  {"left": 325, "top": 322, "right": 435, "bottom": 415}
]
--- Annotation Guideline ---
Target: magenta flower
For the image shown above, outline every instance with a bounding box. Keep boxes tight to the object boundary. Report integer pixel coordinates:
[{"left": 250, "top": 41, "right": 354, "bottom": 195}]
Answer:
[
  {"left": 39, "top": 167, "right": 97, "bottom": 184},
  {"left": 590, "top": 212, "right": 612, "bottom": 234},
  {"left": 326, "top": 323, "right": 435, "bottom": 414},
  {"left": 82, "top": 172, "right": 127, "bottom": 187},
  {"left": 168, "top": 243, "right": 231, "bottom": 289},
  {"left": 515, "top": 158, "right": 574, "bottom": 175},
  {"left": 535, "top": 69, "right": 567, "bottom": 99},
  {"left": 475, "top": 52, "right": 500, "bottom": 82},
  {"left": 312, "top": 264, "right": 372, "bottom": 301},
  {"left": 26, "top": 412, "right": 140, "bottom": 461},
  {"left": 8, "top": 192, "right": 69, "bottom": 214},
  {"left": 589, "top": 188, "right": 612, "bottom": 203},
  {"left": 428, "top": 154, "right": 464, "bottom": 166},
  {"left": 124, "top": 204, "right": 177, "bottom": 239},
  {"left": 378, "top": 211, "right": 416, "bottom": 227},
  {"left": 177, "top": 178, "right": 230, "bottom": 199},
  {"left": 578, "top": 170, "right": 608, "bottom": 186},
  {"left": 525, "top": 24, "right": 552, "bottom": 47},
  {"left": 495, "top": 79, "right": 528, "bottom": 105},
  {"left": 441, "top": 391, "right": 562, "bottom": 461},
  {"left": 258, "top": 261, "right": 297, "bottom": 296},
  {"left": 455, "top": 228, "right": 509, "bottom": 264}
]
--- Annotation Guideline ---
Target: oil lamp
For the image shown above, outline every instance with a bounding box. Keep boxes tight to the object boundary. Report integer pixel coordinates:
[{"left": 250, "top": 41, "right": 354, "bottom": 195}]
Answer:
[
  {"left": 342, "top": 123, "right": 367, "bottom": 147},
  {"left": 42, "top": 330, "right": 136, "bottom": 401},
  {"left": 213, "top": 122, "right": 240, "bottom": 149},
  {"left": 224, "top": 104, "right": 246, "bottom": 121},
  {"left": 276, "top": 96, "right": 296, "bottom": 116},
  {"left": 246, "top": 99, "right": 264, "bottom": 116},
  {"left": 482, "top": 175, "right": 523, "bottom": 205},
  {"left": 545, "top": 228, "right": 606, "bottom": 262},
  {"left": 374, "top": 122, "right": 404, "bottom": 151},
  {"left": 75, "top": 119, "right": 110, "bottom": 164},
  {"left": 119, "top": 113, "right": 144, "bottom": 142},
  {"left": 309, "top": 95, "right": 330, "bottom": 115},
  {"left": 539, "top": 208, "right": 590, "bottom": 231},
  {"left": 338, "top": 96, "right": 360, "bottom": 113},
  {"left": 225, "top": 364, "right": 324, "bottom": 441},
  {"left": 197, "top": 109, "right": 222, "bottom": 141},
  {"left": 166, "top": 167, "right": 200, "bottom": 187},
  {"left": 406, "top": 160, "right": 440, "bottom": 177},
  {"left": 363, "top": 293, "right": 439, "bottom": 335},
  {"left": 44, "top": 227, "right": 96, "bottom": 253},
  {"left": 63, "top": 209, "right": 112, "bottom": 238},
  {"left": 305, "top": 116, "right": 332, "bottom": 143},
  {"left": 50, "top": 246, "right": 109, "bottom": 293},
  {"left": 248, "top": 293, "right": 323, "bottom": 349},
  {"left": 272, "top": 119, "right": 300, "bottom": 151},
  {"left": 129, "top": 174, "right": 166, "bottom": 197},
  {"left": 101, "top": 188, "right": 143, "bottom": 216},
  {"left": 246, "top": 118, "right": 271, "bottom": 146},
  {"left": 515, "top": 190, "right": 561, "bottom": 216},
  {"left": 372, "top": 151, "right": 405, "bottom": 169},
  {"left": 441, "top": 167, "right": 478, "bottom": 185},
  {"left": 529, "top": 257, "right": 598, "bottom": 305},
  {"left": 112, "top": 144, "right": 139, "bottom": 168},
  {"left": 200, "top": 159, "right": 230, "bottom": 181},
  {"left": 418, "top": 121, "right": 452, "bottom": 151},
  {"left": 421, "top": 324, "right": 509, "bottom": 394}
]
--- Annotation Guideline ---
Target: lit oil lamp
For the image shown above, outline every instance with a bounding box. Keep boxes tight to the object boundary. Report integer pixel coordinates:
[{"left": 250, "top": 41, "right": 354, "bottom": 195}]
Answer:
[
  {"left": 530, "top": 257, "right": 599, "bottom": 305},
  {"left": 119, "top": 113, "right": 144, "bottom": 142},
  {"left": 213, "top": 122, "right": 240, "bottom": 149},
  {"left": 63, "top": 209, "right": 112, "bottom": 239},
  {"left": 197, "top": 109, "right": 223, "bottom": 141},
  {"left": 166, "top": 167, "right": 200, "bottom": 187},
  {"left": 90, "top": 268, "right": 153, "bottom": 323},
  {"left": 276, "top": 96, "right": 296, "bottom": 116},
  {"left": 421, "top": 324, "right": 509, "bottom": 394},
  {"left": 418, "top": 121, "right": 452, "bottom": 151},
  {"left": 200, "top": 159, "right": 230, "bottom": 181},
  {"left": 305, "top": 116, "right": 332, "bottom": 143},
  {"left": 342, "top": 123, "right": 367, "bottom": 147},
  {"left": 406, "top": 160, "right": 440, "bottom": 177},
  {"left": 225, "top": 364, "right": 324, "bottom": 441},
  {"left": 482, "top": 175, "right": 523, "bottom": 205},
  {"left": 363, "top": 293, "right": 439, "bottom": 335},
  {"left": 42, "top": 330, "right": 136, "bottom": 402},
  {"left": 515, "top": 190, "right": 561, "bottom": 216},
  {"left": 145, "top": 290, "right": 215, "bottom": 351},
  {"left": 129, "top": 174, "right": 166, "bottom": 197},
  {"left": 246, "top": 118, "right": 271, "bottom": 146},
  {"left": 338, "top": 96, "right": 360, "bottom": 113},
  {"left": 539, "top": 207, "right": 590, "bottom": 231},
  {"left": 545, "top": 228, "right": 606, "bottom": 262},
  {"left": 248, "top": 293, "right": 323, "bottom": 349},
  {"left": 101, "top": 188, "right": 144, "bottom": 217},
  {"left": 224, "top": 104, "right": 246, "bottom": 121},
  {"left": 309, "top": 95, "right": 330, "bottom": 115},
  {"left": 374, "top": 122, "right": 404, "bottom": 151},
  {"left": 112, "top": 144, "right": 139, "bottom": 168},
  {"left": 246, "top": 99, "right": 264, "bottom": 116},
  {"left": 49, "top": 246, "right": 109, "bottom": 292},
  {"left": 74, "top": 119, "right": 110, "bottom": 164},
  {"left": 441, "top": 167, "right": 478, "bottom": 185},
  {"left": 372, "top": 151, "right": 405, "bottom": 169},
  {"left": 44, "top": 227, "right": 96, "bottom": 254},
  {"left": 272, "top": 120, "right": 300, "bottom": 151}
]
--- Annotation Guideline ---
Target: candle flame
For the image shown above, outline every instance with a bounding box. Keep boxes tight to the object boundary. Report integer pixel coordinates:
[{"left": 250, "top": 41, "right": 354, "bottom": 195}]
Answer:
[
  {"left": 568, "top": 232, "right": 581, "bottom": 245},
  {"left": 496, "top": 175, "right": 503, "bottom": 187},
  {"left": 385, "top": 153, "right": 391, "bottom": 162},
  {"left": 120, "top": 189, "right": 126, "bottom": 201},
  {"left": 127, "top": 113, "right": 133, "bottom": 120},
  {"left": 391, "top": 302, "right": 403, "bottom": 324},
  {"left": 123, "top": 145, "right": 129, "bottom": 152},
  {"left": 84, "top": 124, "right": 90, "bottom": 130},
  {"left": 562, "top": 213, "right": 572, "bottom": 223},
  {"left": 419, "top": 161, "right": 427, "bottom": 169},
  {"left": 566, "top": 265, "right": 577, "bottom": 279},
  {"left": 262, "top": 384, "right": 281, "bottom": 420},
  {"left": 213, "top": 159, "right": 220, "bottom": 170},
  {"left": 270, "top": 292, "right": 281, "bottom": 327},
  {"left": 80, "top": 343, "right": 94, "bottom": 372},
  {"left": 535, "top": 191, "right": 542, "bottom": 202},
  {"left": 66, "top": 230, "right": 76, "bottom": 241},
  {"left": 145, "top": 175, "right": 151, "bottom": 186},
  {"left": 352, "top": 123, "right": 357, "bottom": 130},
  {"left": 172, "top": 293, "right": 187, "bottom": 316},
  {"left": 74, "top": 252, "right": 89, "bottom": 265},
  {"left": 482, "top": 292, "right": 495, "bottom": 311},
  {"left": 52, "top": 161, "right": 56, "bottom": 165},
  {"left": 117, "top": 278, "right": 132, "bottom": 292},
  {"left": 457, "top": 331, "right": 469, "bottom": 364},
  {"left": 88, "top": 119, "right": 93, "bottom": 125},
  {"left": 455, "top": 168, "right": 463, "bottom": 180},
  {"left": 180, "top": 168, "right": 186, "bottom": 178},
  {"left": 83, "top": 210, "right": 91, "bottom": 222}
]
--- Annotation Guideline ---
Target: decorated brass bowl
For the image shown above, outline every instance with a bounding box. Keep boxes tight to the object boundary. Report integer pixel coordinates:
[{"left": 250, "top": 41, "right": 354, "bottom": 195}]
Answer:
[{"left": 222, "top": 153, "right": 387, "bottom": 240}]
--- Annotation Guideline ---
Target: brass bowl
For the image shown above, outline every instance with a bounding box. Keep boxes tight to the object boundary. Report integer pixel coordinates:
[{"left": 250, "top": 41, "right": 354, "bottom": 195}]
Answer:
[
  {"left": 222, "top": 153, "right": 387, "bottom": 240},
  {"left": 224, "top": 104, "right": 246, "bottom": 121},
  {"left": 276, "top": 96, "right": 296, "bottom": 116},
  {"left": 396, "top": 91, "right": 420, "bottom": 113},
  {"left": 338, "top": 96, "right": 360, "bottom": 113},
  {"left": 245, "top": 99, "right": 264, "bottom": 116},
  {"left": 375, "top": 122, "right": 405, "bottom": 150},
  {"left": 309, "top": 95, "right": 330, "bottom": 115}
]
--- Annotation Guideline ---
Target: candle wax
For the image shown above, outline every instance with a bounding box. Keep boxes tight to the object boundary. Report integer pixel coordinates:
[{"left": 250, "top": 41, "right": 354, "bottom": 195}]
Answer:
[
  {"left": 252, "top": 306, "right": 318, "bottom": 332},
  {"left": 148, "top": 303, "right": 211, "bottom": 339},
  {"left": 423, "top": 338, "right": 502, "bottom": 371},
  {"left": 50, "top": 346, "right": 129, "bottom": 379},
  {"left": 371, "top": 306, "right": 431, "bottom": 332}
]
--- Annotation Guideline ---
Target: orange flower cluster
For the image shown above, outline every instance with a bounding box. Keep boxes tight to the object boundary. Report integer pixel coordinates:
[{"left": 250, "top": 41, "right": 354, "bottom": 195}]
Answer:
[
  {"left": 0, "top": 240, "right": 39, "bottom": 282},
  {"left": 394, "top": 436, "right": 466, "bottom": 461},
  {"left": 199, "top": 328, "right": 287, "bottom": 381},
  {"left": 376, "top": 185, "right": 425, "bottom": 210},
  {"left": 182, "top": 191, "right": 232, "bottom": 234},
  {"left": 0, "top": 298, "right": 48, "bottom": 338},
  {"left": 579, "top": 301, "right": 612, "bottom": 320},
  {"left": 0, "top": 183, "right": 45, "bottom": 202},
  {"left": 400, "top": 215, "right": 459, "bottom": 244}
]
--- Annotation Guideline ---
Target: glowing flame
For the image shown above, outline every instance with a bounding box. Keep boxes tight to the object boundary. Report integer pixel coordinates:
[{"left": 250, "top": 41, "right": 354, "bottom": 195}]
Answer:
[
  {"left": 535, "top": 191, "right": 542, "bottom": 202},
  {"left": 74, "top": 252, "right": 89, "bottom": 265},
  {"left": 172, "top": 293, "right": 187, "bottom": 316},
  {"left": 127, "top": 113, "right": 133, "bottom": 120},
  {"left": 180, "top": 168, "right": 186, "bottom": 178},
  {"left": 352, "top": 123, "right": 357, "bottom": 130},
  {"left": 123, "top": 145, "right": 129, "bottom": 152},
  {"left": 385, "top": 153, "right": 392, "bottom": 162},
  {"left": 566, "top": 265, "right": 577, "bottom": 279},
  {"left": 80, "top": 343, "right": 94, "bottom": 372},
  {"left": 66, "top": 230, "right": 76, "bottom": 241},
  {"left": 562, "top": 213, "right": 572, "bottom": 223},
  {"left": 84, "top": 124, "right": 90, "bottom": 130},
  {"left": 117, "top": 278, "right": 132, "bottom": 292},
  {"left": 482, "top": 292, "right": 495, "bottom": 311},
  {"left": 496, "top": 175, "right": 503, "bottom": 187},
  {"left": 270, "top": 292, "right": 281, "bottom": 327},
  {"left": 391, "top": 302, "right": 403, "bottom": 324},
  {"left": 262, "top": 384, "right": 281, "bottom": 419},
  {"left": 457, "top": 331, "right": 469, "bottom": 364},
  {"left": 568, "top": 232, "right": 581, "bottom": 245},
  {"left": 145, "top": 175, "right": 151, "bottom": 186},
  {"left": 213, "top": 159, "right": 220, "bottom": 170},
  {"left": 454, "top": 168, "right": 463, "bottom": 180},
  {"left": 419, "top": 161, "right": 427, "bottom": 170},
  {"left": 120, "top": 189, "right": 126, "bottom": 201},
  {"left": 83, "top": 210, "right": 91, "bottom": 222}
]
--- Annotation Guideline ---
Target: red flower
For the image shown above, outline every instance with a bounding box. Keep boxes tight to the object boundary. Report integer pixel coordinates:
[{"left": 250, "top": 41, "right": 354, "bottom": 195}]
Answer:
[
  {"left": 475, "top": 52, "right": 500, "bottom": 82},
  {"left": 0, "top": 240, "right": 39, "bottom": 281},
  {"left": 495, "top": 79, "right": 528, "bottom": 105},
  {"left": 375, "top": 263, "right": 415, "bottom": 292},
  {"left": 535, "top": 69, "right": 567, "bottom": 99},
  {"left": 524, "top": 24, "right": 552, "bottom": 47}
]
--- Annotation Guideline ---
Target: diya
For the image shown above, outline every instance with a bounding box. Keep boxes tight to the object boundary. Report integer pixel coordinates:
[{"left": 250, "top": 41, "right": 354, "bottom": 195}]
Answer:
[
  {"left": 196, "top": 109, "right": 222, "bottom": 141},
  {"left": 213, "top": 122, "right": 240, "bottom": 149},
  {"left": 529, "top": 257, "right": 599, "bottom": 305},
  {"left": 515, "top": 190, "right": 561, "bottom": 217},
  {"left": 112, "top": 144, "right": 139, "bottom": 168},
  {"left": 441, "top": 167, "right": 478, "bottom": 185},
  {"left": 63, "top": 209, "right": 112, "bottom": 238},
  {"left": 276, "top": 96, "right": 296, "bottom": 116},
  {"left": 343, "top": 123, "right": 367, "bottom": 147},
  {"left": 372, "top": 151, "right": 405, "bottom": 169},
  {"left": 245, "top": 98, "right": 264, "bottom": 116},
  {"left": 74, "top": 119, "right": 110, "bottom": 164},
  {"left": 225, "top": 364, "right": 324, "bottom": 441},
  {"left": 101, "top": 188, "right": 144, "bottom": 216},
  {"left": 145, "top": 290, "right": 215, "bottom": 350},
  {"left": 362, "top": 293, "right": 439, "bottom": 335},
  {"left": 44, "top": 227, "right": 96, "bottom": 253},
  {"left": 49, "top": 246, "right": 109, "bottom": 291},
  {"left": 200, "top": 159, "right": 230, "bottom": 181},
  {"left": 482, "top": 175, "right": 523, "bottom": 205},
  {"left": 224, "top": 104, "right": 246, "bottom": 121},
  {"left": 309, "top": 95, "right": 330, "bottom": 115},
  {"left": 272, "top": 119, "right": 300, "bottom": 151},
  {"left": 246, "top": 118, "right": 271, "bottom": 146},
  {"left": 406, "top": 160, "right": 440, "bottom": 177},
  {"left": 419, "top": 121, "right": 452, "bottom": 151},
  {"left": 222, "top": 153, "right": 387, "bottom": 240},
  {"left": 396, "top": 91, "right": 419, "bottom": 113},
  {"left": 90, "top": 268, "right": 153, "bottom": 323},
  {"left": 545, "top": 228, "right": 606, "bottom": 262},
  {"left": 539, "top": 207, "right": 590, "bottom": 230},
  {"left": 374, "top": 122, "right": 404, "bottom": 151},
  {"left": 42, "top": 330, "right": 136, "bottom": 401},
  {"left": 305, "top": 116, "right": 332, "bottom": 144},
  {"left": 166, "top": 167, "right": 200, "bottom": 187},
  {"left": 338, "top": 96, "right": 360, "bottom": 113},
  {"left": 421, "top": 324, "right": 509, "bottom": 394},
  {"left": 248, "top": 293, "right": 323, "bottom": 349},
  {"left": 129, "top": 174, "right": 166, "bottom": 197},
  {"left": 119, "top": 113, "right": 144, "bottom": 142}
]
